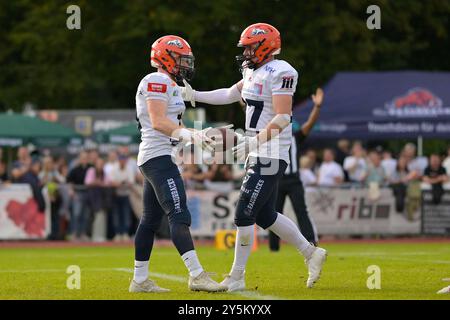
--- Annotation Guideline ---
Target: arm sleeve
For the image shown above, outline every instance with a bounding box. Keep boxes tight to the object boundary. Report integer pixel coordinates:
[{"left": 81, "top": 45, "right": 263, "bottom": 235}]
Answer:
[
  {"left": 272, "top": 68, "right": 298, "bottom": 96},
  {"left": 194, "top": 83, "right": 241, "bottom": 105},
  {"left": 140, "top": 74, "right": 171, "bottom": 102}
]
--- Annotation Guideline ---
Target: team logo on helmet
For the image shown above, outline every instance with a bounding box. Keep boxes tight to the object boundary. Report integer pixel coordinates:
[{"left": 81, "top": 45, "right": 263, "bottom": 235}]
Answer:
[
  {"left": 167, "top": 39, "right": 183, "bottom": 48},
  {"left": 251, "top": 28, "right": 267, "bottom": 36}
]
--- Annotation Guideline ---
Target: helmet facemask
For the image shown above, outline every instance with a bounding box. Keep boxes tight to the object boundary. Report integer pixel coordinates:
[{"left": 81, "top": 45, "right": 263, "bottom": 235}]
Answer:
[
  {"left": 236, "top": 41, "right": 262, "bottom": 72},
  {"left": 168, "top": 51, "right": 195, "bottom": 83}
]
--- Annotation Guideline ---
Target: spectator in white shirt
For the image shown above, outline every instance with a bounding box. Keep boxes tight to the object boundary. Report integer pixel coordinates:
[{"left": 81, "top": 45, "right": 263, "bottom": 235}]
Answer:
[
  {"left": 381, "top": 150, "right": 397, "bottom": 180},
  {"left": 300, "top": 156, "right": 317, "bottom": 187},
  {"left": 318, "top": 148, "right": 344, "bottom": 187},
  {"left": 343, "top": 142, "right": 367, "bottom": 184},
  {"left": 104, "top": 150, "right": 118, "bottom": 183},
  {"left": 443, "top": 146, "right": 450, "bottom": 177}
]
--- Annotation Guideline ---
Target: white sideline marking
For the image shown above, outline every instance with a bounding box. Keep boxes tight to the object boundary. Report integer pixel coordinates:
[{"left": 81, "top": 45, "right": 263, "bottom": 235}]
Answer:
[
  {"left": 114, "top": 268, "right": 286, "bottom": 300},
  {"left": 334, "top": 251, "right": 450, "bottom": 257}
]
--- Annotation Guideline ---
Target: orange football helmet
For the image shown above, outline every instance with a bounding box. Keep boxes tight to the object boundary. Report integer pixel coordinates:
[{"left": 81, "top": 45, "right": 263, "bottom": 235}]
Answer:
[
  {"left": 236, "top": 23, "right": 281, "bottom": 71},
  {"left": 151, "top": 35, "right": 195, "bottom": 82}
]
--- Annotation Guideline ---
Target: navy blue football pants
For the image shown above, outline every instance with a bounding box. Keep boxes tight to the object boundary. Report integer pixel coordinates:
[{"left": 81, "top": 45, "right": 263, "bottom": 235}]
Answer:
[
  {"left": 235, "top": 156, "right": 287, "bottom": 228},
  {"left": 134, "top": 155, "right": 194, "bottom": 261}
]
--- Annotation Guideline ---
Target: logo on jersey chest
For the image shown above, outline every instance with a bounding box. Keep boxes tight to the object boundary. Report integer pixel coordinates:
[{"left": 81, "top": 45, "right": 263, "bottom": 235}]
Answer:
[
  {"left": 147, "top": 82, "right": 167, "bottom": 93},
  {"left": 244, "top": 81, "right": 264, "bottom": 95},
  {"left": 254, "top": 83, "right": 263, "bottom": 95}
]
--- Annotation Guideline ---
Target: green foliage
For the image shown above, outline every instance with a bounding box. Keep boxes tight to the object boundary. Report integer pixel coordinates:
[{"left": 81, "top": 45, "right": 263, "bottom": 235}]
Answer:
[{"left": 0, "top": 0, "right": 449, "bottom": 127}]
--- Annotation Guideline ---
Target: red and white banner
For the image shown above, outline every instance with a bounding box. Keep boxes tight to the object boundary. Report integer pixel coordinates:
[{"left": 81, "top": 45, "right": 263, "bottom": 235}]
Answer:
[{"left": 0, "top": 184, "right": 49, "bottom": 239}]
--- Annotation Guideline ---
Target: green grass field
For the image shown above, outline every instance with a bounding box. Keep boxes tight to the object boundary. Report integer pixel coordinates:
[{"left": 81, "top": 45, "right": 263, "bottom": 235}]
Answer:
[{"left": 1, "top": 241, "right": 449, "bottom": 300}]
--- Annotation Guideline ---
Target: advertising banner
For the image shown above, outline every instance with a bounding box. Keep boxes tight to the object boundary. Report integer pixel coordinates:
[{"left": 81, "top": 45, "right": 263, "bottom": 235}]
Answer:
[{"left": 0, "top": 184, "right": 49, "bottom": 239}]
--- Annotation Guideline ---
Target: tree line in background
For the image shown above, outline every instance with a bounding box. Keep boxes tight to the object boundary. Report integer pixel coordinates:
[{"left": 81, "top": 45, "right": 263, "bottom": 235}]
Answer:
[{"left": 0, "top": 0, "right": 449, "bottom": 127}]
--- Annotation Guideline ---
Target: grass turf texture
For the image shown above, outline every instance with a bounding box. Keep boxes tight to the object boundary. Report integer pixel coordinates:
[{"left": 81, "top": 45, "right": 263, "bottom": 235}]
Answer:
[{"left": 0, "top": 242, "right": 449, "bottom": 300}]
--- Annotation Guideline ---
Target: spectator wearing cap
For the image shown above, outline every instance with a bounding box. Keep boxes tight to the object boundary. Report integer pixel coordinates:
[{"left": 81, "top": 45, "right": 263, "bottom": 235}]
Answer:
[
  {"left": 109, "top": 153, "right": 135, "bottom": 241},
  {"left": 343, "top": 142, "right": 367, "bottom": 185},
  {"left": 317, "top": 148, "right": 344, "bottom": 187},
  {"left": 423, "top": 154, "right": 448, "bottom": 205}
]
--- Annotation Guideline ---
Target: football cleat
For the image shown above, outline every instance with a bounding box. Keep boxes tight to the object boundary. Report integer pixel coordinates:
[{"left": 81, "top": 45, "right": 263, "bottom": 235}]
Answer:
[
  {"left": 129, "top": 278, "right": 170, "bottom": 293},
  {"left": 221, "top": 274, "right": 246, "bottom": 292},
  {"left": 305, "top": 247, "right": 327, "bottom": 288},
  {"left": 189, "top": 271, "right": 227, "bottom": 292}
]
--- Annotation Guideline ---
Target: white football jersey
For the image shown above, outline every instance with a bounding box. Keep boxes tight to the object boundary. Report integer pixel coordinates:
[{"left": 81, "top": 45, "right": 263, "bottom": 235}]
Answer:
[
  {"left": 241, "top": 59, "right": 298, "bottom": 163},
  {"left": 135, "top": 72, "right": 185, "bottom": 166}
]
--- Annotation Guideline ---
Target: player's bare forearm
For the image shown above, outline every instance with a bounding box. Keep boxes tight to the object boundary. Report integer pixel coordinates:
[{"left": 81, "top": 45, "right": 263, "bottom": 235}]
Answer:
[
  {"left": 302, "top": 88, "right": 323, "bottom": 136},
  {"left": 256, "top": 122, "right": 284, "bottom": 145},
  {"left": 147, "top": 99, "right": 182, "bottom": 137},
  {"left": 256, "top": 94, "right": 292, "bottom": 144},
  {"left": 152, "top": 115, "right": 182, "bottom": 137}
]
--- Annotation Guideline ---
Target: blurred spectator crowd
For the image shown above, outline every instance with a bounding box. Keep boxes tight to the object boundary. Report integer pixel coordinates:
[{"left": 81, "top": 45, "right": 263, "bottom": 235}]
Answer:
[{"left": 1, "top": 140, "right": 449, "bottom": 241}]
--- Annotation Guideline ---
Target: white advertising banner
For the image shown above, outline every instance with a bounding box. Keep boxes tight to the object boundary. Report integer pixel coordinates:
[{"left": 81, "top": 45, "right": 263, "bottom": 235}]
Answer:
[
  {"left": 0, "top": 184, "right": 50, "bottom": 239},
  {"left": 187, "top": 190, "right": 243, "bottom": 237},
  {"left": 302, "top": 187, "right": 421, "bottom": 235},
  {"left": 187, "top": 187, "right": 421, "bottom": 236}
]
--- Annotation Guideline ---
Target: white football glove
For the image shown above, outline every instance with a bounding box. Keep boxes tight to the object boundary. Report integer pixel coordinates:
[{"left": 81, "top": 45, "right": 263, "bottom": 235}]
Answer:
[
  {"left": 181, "top": 79, "right": 196, "bottom": 107},
  {"left": 192, "top": 127, "right": 214, "bottom": 153},
  {"left": 232, "top": 135, "right": 258, "bottom": 162}
]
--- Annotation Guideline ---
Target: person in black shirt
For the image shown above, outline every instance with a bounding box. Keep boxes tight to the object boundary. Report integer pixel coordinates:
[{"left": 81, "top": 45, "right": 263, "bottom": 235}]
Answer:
[
  {"left": 422, "top": 154, "right": 448, "bottom": 205},
  {"left": 269, "top": 88, "right": 323, "bottom": 251},
  {"left": 18, "top": 158, "right": 46, "bottom": 212}
]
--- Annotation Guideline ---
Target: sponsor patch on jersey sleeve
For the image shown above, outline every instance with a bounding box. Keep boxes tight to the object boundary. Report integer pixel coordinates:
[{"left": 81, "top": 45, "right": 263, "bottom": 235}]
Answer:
[
  {"left": 147, "top": 83, "right": 167, "bottom": 93},
  {"left": 280, "top": 76, "right": 295, "bottom": 89}
]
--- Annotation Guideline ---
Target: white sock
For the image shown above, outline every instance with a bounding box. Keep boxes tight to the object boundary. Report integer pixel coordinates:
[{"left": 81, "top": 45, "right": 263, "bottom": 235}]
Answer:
[
  {"left": 133, "top": 260, "right": 149, "bottom": 284},
  {"left": 230, "top": 225, "right": 254, "bottom": 279},
  {"left": 268, "top": 213, "right": 315, "bottom": 259},
  {"left": 181, "top": 250, "right": 204, "bottom": 278}
]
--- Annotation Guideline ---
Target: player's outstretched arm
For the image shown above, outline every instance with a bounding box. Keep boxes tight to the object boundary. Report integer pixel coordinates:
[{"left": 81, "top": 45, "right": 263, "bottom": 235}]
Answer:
[{"left": 181, "top": 80, "right": 243, "bottom": 106}]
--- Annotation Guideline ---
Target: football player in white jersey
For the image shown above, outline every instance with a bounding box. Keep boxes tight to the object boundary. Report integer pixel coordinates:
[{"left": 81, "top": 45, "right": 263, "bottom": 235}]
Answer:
[
  {"left": 182, "top": 23, "right": 327, "bottom": 291},
  {"left": 130, "top": 35, "right": 226, "bottom": 293}
]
